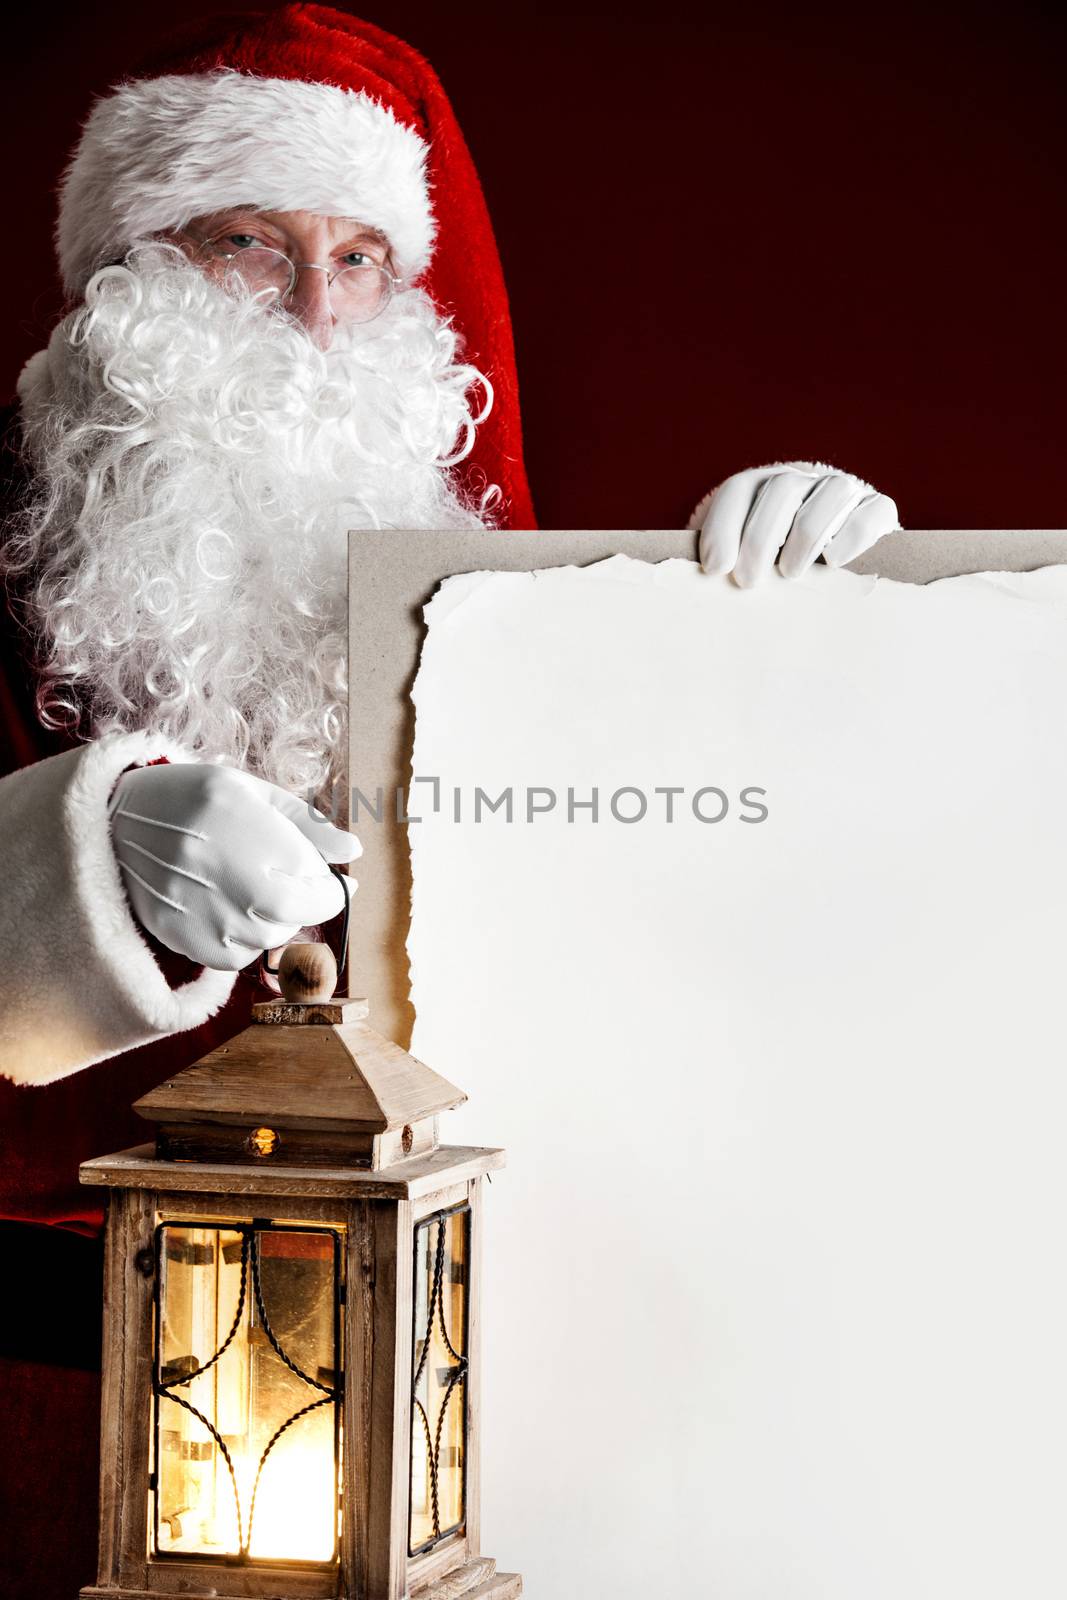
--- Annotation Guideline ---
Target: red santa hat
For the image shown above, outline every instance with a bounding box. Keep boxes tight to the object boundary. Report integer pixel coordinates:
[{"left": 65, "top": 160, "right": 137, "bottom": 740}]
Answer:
[{"left": 53, "top": 3, "right": 536, "bottom": 528}]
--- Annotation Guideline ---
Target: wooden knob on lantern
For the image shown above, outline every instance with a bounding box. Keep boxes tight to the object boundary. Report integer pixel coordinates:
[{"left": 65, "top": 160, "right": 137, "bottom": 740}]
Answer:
[{"left": 277, "top": 942, "right": 338, "bottom": 1003}]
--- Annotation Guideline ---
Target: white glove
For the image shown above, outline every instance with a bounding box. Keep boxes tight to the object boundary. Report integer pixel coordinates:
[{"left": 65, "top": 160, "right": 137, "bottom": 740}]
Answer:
[
  {"left": 108, "top": 761, "right": 361, "bottom": 971},
  {"left": 694, "top": 460, "right": 901, "bottom": 587}
]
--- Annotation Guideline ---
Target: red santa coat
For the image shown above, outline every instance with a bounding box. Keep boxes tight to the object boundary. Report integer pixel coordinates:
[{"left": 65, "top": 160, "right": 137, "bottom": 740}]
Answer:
[{"left": 0, "top": 403, "right": 263, "bottom": 1228}]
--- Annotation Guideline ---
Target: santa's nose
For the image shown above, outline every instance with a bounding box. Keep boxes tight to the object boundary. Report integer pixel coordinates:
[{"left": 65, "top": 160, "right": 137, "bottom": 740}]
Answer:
[{"left": 285, "top": 265, "right": 335, "bottom": 351}]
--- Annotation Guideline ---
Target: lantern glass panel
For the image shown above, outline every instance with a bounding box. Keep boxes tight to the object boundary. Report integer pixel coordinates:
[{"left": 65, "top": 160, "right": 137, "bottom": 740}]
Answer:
[
  {"left": 153, "top": 1221, "right": 342, "bottom": 1566},
  {"left": 409, "top": 1204, "right": 470, "bottom": 1555}
]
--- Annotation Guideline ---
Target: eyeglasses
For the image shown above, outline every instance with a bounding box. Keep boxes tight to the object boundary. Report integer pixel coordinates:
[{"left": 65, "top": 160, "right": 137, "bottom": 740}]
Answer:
[{"left": 195, "top": 236, "right": 402, "bottom": 324}]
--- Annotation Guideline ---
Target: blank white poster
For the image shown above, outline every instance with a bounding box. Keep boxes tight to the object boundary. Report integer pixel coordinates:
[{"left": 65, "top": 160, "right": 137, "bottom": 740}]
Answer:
[{"left": 406, "top": 555, "right": 1067, "bottom": 1599}]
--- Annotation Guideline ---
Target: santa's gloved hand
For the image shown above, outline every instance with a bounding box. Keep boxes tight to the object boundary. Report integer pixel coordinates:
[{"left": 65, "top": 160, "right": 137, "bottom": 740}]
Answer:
[
  {"left": 693, "top": 461, "right": 901, "bottom": 587},
  {"left": 108, "top": 761, "right": 361, "bottom": 971}
]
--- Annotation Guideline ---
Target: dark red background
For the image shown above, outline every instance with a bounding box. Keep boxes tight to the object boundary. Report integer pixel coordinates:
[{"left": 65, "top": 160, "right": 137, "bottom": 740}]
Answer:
[{"left": 3, "top": 1, "right": 1065, "bottom": 526}]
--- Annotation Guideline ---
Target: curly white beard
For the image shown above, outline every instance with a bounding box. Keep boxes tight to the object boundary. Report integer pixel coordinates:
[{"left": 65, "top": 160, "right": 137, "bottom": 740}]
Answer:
[{"left": 4, "top": 241, "right": 492, "bottom": 798}]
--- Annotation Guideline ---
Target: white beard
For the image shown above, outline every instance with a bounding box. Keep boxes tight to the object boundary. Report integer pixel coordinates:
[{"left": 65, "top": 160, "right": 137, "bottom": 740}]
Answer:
[{"left": 5, "top": 242, "right": 492, "bottom": 798}]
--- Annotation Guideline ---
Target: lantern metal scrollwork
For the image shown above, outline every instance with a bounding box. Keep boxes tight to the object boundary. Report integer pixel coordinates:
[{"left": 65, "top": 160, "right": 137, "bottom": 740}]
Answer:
[{"left": 410, "top": 1203, "right": 470, "bottom": 1556}]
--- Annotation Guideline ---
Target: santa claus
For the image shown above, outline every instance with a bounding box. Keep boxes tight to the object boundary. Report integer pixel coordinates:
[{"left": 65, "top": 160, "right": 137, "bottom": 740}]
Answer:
[{"left": 0, "top": 7, "right": 899, "bottom": 1591}]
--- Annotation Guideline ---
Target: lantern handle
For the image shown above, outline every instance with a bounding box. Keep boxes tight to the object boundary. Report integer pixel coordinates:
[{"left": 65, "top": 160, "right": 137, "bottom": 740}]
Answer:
[{"left": 262, "top": 862, "right": 350, "bottom": 991}]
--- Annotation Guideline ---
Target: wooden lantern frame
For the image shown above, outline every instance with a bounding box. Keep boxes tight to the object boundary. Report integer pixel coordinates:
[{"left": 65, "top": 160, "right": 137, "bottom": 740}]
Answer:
[{"left": 79, "top": 993, "right": 520, "bottom": 1600}]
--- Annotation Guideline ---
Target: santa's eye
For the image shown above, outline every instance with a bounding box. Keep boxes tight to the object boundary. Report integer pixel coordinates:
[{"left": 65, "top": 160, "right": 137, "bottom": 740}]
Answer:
[
  {"left": 340, "top": 250, "right": 372, "bottom": 269},
  {"left": 224, "top": 233, "right": 263, "bottom": 251}
]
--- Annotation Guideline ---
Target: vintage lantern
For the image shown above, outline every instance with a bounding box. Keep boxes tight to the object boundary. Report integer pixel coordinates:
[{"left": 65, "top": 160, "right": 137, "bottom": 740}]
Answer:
[{"left": 79, "top": 946, "right": 520, "bottom": 1600}]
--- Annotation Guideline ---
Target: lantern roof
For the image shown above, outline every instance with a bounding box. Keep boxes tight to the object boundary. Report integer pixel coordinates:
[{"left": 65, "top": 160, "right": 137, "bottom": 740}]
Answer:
[{"left": 134, "top": 994, "right": 468, "bottom": 1170}]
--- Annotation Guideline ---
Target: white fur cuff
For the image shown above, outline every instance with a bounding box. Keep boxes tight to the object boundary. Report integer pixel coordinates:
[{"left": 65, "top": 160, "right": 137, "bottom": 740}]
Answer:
[
  {"left": 57, "top": 70, "right": 434, "bottom": 295},
  {"left": 0, "top": 731, "right": 237, "bottom": 1086}
]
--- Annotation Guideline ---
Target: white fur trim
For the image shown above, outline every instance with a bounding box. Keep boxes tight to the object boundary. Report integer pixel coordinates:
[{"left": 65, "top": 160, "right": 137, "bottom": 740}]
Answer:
[
  {"left": 0, "top": 731, "right": 237, "bottom": 1086},
  {"left": 57, "top": 70, "right": 434, "bottom": 295}
]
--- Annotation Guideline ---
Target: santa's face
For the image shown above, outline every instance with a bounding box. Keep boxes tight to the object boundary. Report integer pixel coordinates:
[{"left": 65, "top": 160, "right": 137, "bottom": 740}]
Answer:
[
  {"left": 162, "top": 208, "right": 400, "bottom": 353},
  {"left": 5, "top": 226, "right": 493, "bottom": 798}
]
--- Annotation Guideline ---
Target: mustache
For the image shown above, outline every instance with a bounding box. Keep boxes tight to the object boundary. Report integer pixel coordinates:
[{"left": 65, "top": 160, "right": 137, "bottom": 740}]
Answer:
[{"left": 24, "top": 240, "right": 491, "bottom": 474}]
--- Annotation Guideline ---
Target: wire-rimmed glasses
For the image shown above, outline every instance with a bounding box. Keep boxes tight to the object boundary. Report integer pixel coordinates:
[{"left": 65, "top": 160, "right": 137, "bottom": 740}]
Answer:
[{"left": 195, "top": 236, "right": 402, "bottom": 323}]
